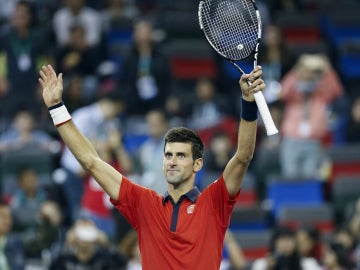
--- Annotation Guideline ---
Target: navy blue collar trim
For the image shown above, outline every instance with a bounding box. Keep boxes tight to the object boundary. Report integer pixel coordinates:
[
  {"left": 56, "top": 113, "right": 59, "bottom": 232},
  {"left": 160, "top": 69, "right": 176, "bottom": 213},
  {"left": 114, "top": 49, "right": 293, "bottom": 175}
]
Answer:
[{"left": 162, "top": 186, "right": 201, "bottom": 205}]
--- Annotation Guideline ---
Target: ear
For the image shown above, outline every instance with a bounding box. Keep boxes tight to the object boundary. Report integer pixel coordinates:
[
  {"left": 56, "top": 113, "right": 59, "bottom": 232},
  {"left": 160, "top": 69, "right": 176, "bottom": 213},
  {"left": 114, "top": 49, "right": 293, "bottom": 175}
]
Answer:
[{"left": 193, "top": 158, "right": 203, "bottom": 173}]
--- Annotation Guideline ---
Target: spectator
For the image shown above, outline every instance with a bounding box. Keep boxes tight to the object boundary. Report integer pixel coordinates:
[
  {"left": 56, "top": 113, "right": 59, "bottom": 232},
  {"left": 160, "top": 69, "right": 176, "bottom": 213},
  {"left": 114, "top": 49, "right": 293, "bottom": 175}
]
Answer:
[
  {"left": 321, "top": 241, "right": 356, "bottom": 270},
  {"left": 0, "top": 109, "right": 59, "bottom": 152},
  {"left": 101, "top": 0, "right": 139, "bottom": 33},
  {"left": 258, "top": 24, "right": 294, "bottom": 104},
  {"left": 279, "top": 53, "right": 344, "bottom": 179},
  {"left": 221, "top": 230, "right": 247, "bottom": 270},
  {"left": 49, "top": 218, "right": 126, "bottom": 269},
  {"left": 117, "top": 19, "right": 170, "bottom": 116},
  {"left": 344, "top": 95, "right": 360, "bottom": 143},
  {"left": 23, "top": 200, "right": 64, "bottom": 262},
  {"left": 133, "top": 108, "right": 169, "bottom": 195},
  {"left": 118, "top": 229, "right": 141, "bottom": 270},
  {"left": 296, "top": 225, "right": 322, "bottom": 263},
  {"left": 0, "top": 200, "right": 25, "bottom": 270},
  {"left": 62, "top": 74, "right": 89, "bottom": 114},
  {"left": 0, "top": 1, "right": 51, "bottom": 121},
  {"left": 53, "top": 0, "right": 102, "bottom": 47},
  {"left": 10, "top": 167, "right": 48, "bottom": 234},
  {"left": 204, "top": 131, "right": 235, "bottom": 174},
  {"left": 333, "top": 227, "right": 357, "bottom": 265},
  {"left": 54, "top": 23, "right": 103, "bottom": 77},
  {"left": 187, "top": 77, "right": 231, "bottom": 130},
  {"left": 201, "top": 131, "right": 235, "bottom": 190},
  {"left": 164, "top": 94, "right": 187, "bottom": 127},
  {"left": 252, "top": 226, "right": 321, "bottom": 270}
]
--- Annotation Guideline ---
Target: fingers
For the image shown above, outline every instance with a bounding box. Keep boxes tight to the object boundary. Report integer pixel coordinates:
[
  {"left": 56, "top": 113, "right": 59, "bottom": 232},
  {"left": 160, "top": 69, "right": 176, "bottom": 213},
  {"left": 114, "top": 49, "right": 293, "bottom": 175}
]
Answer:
[
  {"left": 248, "top": 66, "right": 262, "bottom": 83},
  {"left": 39, "top": 69, "right": 47, "bottom": 81}
]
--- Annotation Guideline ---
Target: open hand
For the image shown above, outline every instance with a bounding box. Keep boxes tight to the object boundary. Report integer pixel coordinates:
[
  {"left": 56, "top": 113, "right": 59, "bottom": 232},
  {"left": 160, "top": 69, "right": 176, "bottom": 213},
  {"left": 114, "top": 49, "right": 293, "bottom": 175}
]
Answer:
[
  {"left": 39, "top": 65, "right": 64, "bottom": 108},
  {"left": 239, "top": 66, "right": 265, "bottom": 102}
]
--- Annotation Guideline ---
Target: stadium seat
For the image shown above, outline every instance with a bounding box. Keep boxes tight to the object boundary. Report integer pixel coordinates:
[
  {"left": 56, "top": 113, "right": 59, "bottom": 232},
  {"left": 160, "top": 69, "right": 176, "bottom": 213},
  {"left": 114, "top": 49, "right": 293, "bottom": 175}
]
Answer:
[
  {"left": 274, "top": 12, "right": 322, "bottom": 43},
  {"left": 265, "top": 178, "right": 324, "bottom": 219},
  {"left": 278, "top": 204, "right": 335, "bottom": 235},
  {"left": 164, "top": 39, "right": 218, "bottom": 80},
  {"left": 0, "top": 145, "right": 54, "bottom": 197},
  {"left": 230, "top": 204, "right": 269, "bottom": 231},
  {"left": 332, "top": 175, "right": 360, "bottom": 224},
  {"left": 325, "top": 143, "right": 360, "bottom": 184},
  {"left": 233, "top": 229, "right": 271, "bottom": 261}
]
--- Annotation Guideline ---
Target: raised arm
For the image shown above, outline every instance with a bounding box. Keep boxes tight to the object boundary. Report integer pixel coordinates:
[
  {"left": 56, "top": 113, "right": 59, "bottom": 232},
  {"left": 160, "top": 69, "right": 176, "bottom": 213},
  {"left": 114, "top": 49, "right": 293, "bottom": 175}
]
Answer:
[
  {"left": 39, "top": 65, "right": 122, "bottom": 199},
  {"left": 223, "top": 66, "right": 265, "bottom": 197}
]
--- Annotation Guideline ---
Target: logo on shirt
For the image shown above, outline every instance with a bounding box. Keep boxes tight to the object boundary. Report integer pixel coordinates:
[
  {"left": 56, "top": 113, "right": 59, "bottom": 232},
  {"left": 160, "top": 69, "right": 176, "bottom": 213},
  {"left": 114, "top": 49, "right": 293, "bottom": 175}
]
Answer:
[{"left": 187, "top": 204, "right": 195, "bottom": 214}]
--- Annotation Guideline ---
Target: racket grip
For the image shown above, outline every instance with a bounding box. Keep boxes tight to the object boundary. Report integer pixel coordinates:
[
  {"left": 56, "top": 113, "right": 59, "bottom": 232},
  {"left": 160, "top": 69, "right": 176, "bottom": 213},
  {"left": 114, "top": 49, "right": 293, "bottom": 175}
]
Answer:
[{"left": 253, "top": 91, "right": 279, "bottom": 136}]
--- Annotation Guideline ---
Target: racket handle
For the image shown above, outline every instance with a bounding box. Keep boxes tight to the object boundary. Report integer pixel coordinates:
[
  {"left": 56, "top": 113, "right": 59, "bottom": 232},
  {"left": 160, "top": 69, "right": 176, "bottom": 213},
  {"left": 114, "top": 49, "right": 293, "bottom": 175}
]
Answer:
[{"left": 253, "top": 91, "right": 279, "bottom": 136}]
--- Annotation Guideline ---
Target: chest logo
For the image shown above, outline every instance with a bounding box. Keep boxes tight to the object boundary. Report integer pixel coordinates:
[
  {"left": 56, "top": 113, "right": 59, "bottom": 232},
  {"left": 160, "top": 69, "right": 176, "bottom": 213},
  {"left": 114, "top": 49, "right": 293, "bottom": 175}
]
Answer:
[{"left": 187, "top": 204, "right": 195, "bottom": 214}]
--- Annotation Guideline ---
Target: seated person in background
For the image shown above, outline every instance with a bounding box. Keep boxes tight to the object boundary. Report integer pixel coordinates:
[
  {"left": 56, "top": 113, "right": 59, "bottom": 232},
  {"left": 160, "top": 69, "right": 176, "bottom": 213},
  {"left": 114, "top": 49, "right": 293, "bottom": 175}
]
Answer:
[
  {"left": 132, "top": 109, "right": 169, "bottom": 195},
  {"left": 252, "top": 226, "right": 321, "bottom": 270},
  {"left": 118, "top": 229, "right": 142, "bottom": 270},
  {"left": 187, "top": 77, "right": 230, "bottom": 130},
  {"left": 344, "top": 95, "right": 360, "bottom": 143},
  {"left": 279, "top": 53, "right": 344, "bottom": 179},
  {"left": 201, "top": 131, "right": 236, "bottom": 190},
  {"left": 0, "top": 200, "right": 25, "bottom": 270},
  {"left": 0, "top": 109, "right": 59, "bottom": 152},
  {"left": 10, "top": 166, "right": 48, "bottom": 234},
  {"left": 321, "top": 241, "right": 356, "bottom": 270},
  {"left": 332, "top": 226, "right": 357, "bottom": 266},
  {"left": 49, "top": 218, "right": 126, "bottom": 270},
  {"left": 23, "top": 200, "right": 63, "bottom": 261},
  {"left": 296, "top": 225, "right": 322, "bottom": 264},
  {"left": 221, "top": 230, "right": 247, "bottom": 270}
]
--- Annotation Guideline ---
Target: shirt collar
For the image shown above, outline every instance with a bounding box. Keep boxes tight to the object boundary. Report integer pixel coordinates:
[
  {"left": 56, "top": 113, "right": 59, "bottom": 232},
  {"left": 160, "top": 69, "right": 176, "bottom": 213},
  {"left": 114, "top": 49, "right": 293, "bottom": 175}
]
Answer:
[{"left": 162, "top": 186, "right": 201, "bottom": 205}]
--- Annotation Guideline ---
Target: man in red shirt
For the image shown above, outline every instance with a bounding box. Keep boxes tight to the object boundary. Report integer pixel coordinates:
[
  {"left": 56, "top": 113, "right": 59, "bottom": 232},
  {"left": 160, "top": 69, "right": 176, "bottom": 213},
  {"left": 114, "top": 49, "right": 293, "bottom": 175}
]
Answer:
[{"left": 39, "top": 64, "right": 265, "bottom": 269}]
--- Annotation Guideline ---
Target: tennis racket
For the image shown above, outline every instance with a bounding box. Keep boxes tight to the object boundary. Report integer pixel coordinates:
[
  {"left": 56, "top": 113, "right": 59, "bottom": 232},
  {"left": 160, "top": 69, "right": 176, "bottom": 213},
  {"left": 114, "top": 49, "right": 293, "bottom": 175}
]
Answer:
[{"left": 198, "top": 0, "right": 278, "bottom": 136}]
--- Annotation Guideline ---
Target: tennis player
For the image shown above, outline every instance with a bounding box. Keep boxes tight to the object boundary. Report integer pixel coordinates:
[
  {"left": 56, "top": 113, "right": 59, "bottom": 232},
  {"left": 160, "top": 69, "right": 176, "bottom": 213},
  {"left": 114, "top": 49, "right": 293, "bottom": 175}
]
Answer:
[{"left": 39, "top": 64, "right": 265, "bottom": 269}]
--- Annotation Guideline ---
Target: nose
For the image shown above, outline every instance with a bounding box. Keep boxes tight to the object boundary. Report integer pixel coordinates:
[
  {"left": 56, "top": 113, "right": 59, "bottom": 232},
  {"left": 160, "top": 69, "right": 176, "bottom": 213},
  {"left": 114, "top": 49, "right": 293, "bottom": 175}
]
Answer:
[{"left": 168, "top": 156, "right": 178, "bottom": 165}]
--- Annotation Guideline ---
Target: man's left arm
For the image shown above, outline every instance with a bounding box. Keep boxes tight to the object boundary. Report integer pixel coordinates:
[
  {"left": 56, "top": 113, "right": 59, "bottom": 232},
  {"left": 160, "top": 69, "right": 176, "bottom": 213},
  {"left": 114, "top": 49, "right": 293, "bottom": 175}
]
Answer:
[{"left": 223, "top": 66, "right": 265, "bottom": 197}]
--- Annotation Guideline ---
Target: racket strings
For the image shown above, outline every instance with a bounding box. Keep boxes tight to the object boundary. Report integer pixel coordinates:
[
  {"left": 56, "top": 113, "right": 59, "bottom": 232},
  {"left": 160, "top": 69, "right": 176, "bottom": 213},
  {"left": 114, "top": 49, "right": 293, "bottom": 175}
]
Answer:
[{"left": 200, "top": 0, "right": 260, "bottom": 60}]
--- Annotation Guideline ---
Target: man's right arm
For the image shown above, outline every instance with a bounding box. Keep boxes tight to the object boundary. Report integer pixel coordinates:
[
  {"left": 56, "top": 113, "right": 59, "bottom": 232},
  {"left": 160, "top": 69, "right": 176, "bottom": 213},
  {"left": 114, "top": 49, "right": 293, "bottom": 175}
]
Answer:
[{"left": 39, "top": 65, "right": 122, "bottom": 199}]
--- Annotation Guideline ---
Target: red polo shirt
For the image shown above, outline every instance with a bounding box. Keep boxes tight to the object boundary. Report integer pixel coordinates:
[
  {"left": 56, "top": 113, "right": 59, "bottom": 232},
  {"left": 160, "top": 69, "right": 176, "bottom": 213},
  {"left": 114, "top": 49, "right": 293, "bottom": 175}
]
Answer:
[{"left": 110, "top": 174, "right": 239, "bottom": 270}]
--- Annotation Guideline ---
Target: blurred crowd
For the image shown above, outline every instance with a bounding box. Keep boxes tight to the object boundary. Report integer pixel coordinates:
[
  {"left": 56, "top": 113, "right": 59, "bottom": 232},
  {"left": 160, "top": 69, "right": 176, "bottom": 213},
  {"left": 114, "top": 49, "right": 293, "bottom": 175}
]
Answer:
[{"left": 0, "top": 0, "right": 360, "bottom": 269}]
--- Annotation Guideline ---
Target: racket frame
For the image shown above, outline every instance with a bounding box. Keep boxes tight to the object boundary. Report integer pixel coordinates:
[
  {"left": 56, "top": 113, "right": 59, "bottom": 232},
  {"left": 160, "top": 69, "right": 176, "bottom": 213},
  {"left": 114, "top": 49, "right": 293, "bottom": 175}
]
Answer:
[{"left": 198, "top": 0, "right": 279, "bottom": 136}]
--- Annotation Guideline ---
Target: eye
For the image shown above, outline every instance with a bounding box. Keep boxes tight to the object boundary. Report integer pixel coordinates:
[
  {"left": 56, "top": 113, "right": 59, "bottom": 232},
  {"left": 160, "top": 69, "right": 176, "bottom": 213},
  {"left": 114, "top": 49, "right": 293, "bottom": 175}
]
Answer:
[
  {"left": 178, "top": 153, "right": 185, "bottom": 159},
  {"left": 165, "top": 153, "right": 172, "bottom": 159}
]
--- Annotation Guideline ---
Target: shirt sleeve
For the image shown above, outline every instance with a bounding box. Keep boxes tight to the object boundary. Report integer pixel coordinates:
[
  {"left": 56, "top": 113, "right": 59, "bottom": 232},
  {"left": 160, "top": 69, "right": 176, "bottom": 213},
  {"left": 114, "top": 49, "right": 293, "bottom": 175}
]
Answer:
[
  {"left": 203, "top": 174, "right": 240, "bottom": 227},
  {"left": 109, "top": 176, "right": 149, "bottom": 229}
]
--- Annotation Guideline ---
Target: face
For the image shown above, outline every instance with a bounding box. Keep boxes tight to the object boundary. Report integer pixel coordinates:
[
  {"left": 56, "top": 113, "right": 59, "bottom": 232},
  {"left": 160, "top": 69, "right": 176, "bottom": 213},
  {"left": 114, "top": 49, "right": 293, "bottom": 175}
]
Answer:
[
  {"left": 146, "top": 111, "right": 168, "bottom": 139},
  {"left": 296, "top": 230, "right": 314, "bottom": 257},
  {"left": 19, "top": 169, "right": 38, "bottom": 194},
  {"left": 15, "top": 111, "right": 34, "bottom": 133},
  {"left": 0, "top": 205, "right": 12, "bottom": 236},
  {"left": 322, "top": 245, "right": 337, "bottom": 268},
  {"left": 163, "top": 142, "right": 202, "bottom": 187},
  {"left": 12, "top": 3, "right": 31, "bottom": 30},
  {"left": 274, "top": 235, "right": 296, "bottom": 256},
  {"left": 134, "top": 21, "right": 152, "bottom": 44}
]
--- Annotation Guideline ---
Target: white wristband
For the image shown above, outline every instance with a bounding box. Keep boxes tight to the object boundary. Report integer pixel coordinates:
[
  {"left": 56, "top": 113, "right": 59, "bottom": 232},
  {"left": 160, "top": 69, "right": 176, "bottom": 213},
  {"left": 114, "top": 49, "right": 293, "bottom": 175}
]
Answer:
[{"left": 48, "top": 102, "right": 72, "bottom": 127}]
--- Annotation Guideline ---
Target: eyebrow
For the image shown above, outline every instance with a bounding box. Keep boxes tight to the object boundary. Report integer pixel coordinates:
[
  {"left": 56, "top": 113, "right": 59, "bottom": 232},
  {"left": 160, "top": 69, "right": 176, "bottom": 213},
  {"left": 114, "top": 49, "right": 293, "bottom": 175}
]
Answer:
[{"left": 164, "top": 151, "right": 187, "bottom": 156}]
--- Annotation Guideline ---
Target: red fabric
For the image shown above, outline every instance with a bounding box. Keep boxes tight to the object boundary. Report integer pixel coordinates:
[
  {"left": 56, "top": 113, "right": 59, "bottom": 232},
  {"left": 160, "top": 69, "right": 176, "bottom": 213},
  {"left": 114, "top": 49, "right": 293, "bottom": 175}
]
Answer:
[
  {"left": 110, "top": 175, "right": 239, "bottom": 270},
  {"left": 81, "top": 161, "right": 121, "bottom": 217}
]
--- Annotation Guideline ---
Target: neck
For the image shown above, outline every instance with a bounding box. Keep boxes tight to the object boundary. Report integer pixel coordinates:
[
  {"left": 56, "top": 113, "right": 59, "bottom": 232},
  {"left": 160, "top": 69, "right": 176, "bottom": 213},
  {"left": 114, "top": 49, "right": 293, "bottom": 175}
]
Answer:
[
  {"left": 16, "top": 27, "right": 29, "bottom": 38},
  {"left": 167, "top": 181, "right": 194, "bottom": 203}
]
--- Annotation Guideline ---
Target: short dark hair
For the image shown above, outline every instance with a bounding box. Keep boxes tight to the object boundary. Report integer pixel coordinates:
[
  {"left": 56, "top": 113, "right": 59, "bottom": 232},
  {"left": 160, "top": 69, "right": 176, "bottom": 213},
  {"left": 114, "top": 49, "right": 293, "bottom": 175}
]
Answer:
[{"left": 164, "top": 127, "right": 204, "bottom": 160}]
